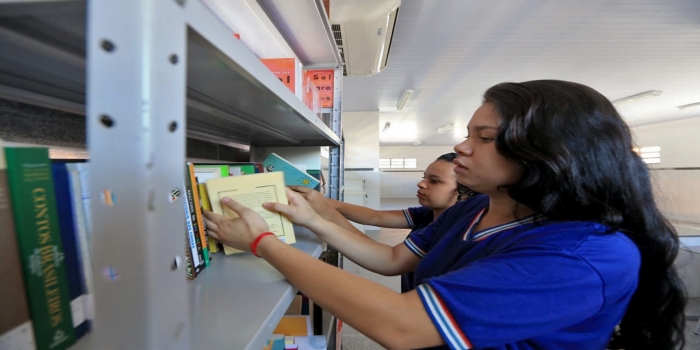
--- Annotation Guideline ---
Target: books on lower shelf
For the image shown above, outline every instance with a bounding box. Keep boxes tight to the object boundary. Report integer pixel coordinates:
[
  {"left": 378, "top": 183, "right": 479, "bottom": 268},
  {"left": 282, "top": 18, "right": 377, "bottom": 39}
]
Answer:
[
  {"left": 265, "top": 315, "right": 325, "bottom": 350},
  {"left": 205, "top": 172, "right": 296, "bottom": 255}
]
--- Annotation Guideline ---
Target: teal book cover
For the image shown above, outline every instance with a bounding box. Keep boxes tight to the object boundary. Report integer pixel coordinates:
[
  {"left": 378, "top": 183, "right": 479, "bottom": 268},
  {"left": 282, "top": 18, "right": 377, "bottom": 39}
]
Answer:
[{"left": 262, "top": 153, "right": 320, "bottom": 189}]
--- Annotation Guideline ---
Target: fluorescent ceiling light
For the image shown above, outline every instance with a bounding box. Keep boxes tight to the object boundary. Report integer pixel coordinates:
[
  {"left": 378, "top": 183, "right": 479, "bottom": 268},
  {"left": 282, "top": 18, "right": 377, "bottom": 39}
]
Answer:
[
  {"left": 382, "top": 121, "right": 391, "bottom": 132},
  {"left": 436, "top": 123, "right": 454, "bottom": 134},
  {"left": 611, "top": 90, "right": 662, "bottom": 106},
  {"left": 396, "top": 89, "right": 413, "bottom": 110},
  {"left": 678, "top": 101, "right": 700, "bottom": 110}
]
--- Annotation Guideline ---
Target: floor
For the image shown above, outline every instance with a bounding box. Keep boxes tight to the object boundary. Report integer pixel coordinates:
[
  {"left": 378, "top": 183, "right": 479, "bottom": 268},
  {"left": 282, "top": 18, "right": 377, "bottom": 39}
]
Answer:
[{"left": 340, "top": 198, "right": 700, "bottom": 349}]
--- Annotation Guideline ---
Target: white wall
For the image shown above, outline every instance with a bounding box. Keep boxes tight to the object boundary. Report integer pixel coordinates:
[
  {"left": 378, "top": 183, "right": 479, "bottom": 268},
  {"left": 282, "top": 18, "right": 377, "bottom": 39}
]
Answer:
[
  {"left": 380, "top": 146, "right": 456, "bottom": 198},
  {"left": 342, "top": 111, "right": 380, "bottom": 212},
  {"left": 631, "top": 116, "right": 700, "bottom": 236},
  {"left": 632, "top": 116, "right": 700, "bottom": 297}
]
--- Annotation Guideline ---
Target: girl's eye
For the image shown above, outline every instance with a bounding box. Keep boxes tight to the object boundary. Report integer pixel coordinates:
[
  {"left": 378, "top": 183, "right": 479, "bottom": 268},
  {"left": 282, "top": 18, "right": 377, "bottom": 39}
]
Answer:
[{"left": 481, "top": 137, "right": 495, "bottom": 142}]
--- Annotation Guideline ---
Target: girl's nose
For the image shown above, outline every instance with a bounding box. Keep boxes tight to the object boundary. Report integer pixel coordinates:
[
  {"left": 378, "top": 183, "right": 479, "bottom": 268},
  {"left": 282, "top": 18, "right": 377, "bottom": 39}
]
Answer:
[{"left": 454, "top": 139, "right": 472, "bottom": 156}]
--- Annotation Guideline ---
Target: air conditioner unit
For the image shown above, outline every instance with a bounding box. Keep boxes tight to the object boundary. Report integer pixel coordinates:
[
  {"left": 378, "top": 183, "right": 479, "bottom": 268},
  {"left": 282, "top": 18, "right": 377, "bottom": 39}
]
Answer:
[{"left": 329, "top": 0, "right": 400, "bottom": 77}]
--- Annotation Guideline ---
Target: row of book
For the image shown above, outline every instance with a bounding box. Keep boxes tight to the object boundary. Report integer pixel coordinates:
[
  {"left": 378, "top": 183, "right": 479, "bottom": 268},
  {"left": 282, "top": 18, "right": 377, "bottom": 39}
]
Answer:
[
  {"left": 186, "top": 153, "right": 322, "bottom": 278},
  {"left": 1, "top": 141, "right": 323, "bottom": 349},
  {"left": 1, "top": 143, "right": 91, "bottom": 350}
]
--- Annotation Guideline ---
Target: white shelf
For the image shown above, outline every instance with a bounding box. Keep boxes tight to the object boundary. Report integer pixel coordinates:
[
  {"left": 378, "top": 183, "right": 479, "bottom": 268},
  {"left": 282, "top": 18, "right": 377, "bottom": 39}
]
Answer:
[
  {"left": 68, "top": 228, "right": 322, "bottom": 350},
  {"left": 0, "top": 0, "right": 340, "bottom": 147},
  {"left": 257, "top": 0, "right": 343, "bottom": 68},
  {"left": 189, "top": 228, "right": 323, "bottom": 350},
  {"left": 69, "top": 332, "right": 92, "bottom": 350}
]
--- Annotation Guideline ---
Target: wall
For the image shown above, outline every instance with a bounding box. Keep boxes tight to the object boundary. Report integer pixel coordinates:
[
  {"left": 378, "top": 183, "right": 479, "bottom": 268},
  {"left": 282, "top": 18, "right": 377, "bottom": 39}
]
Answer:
[
  {"left": 342, "top": 111, "right": 380, "bottom": 214},
  {"left": 632, "top": 116, "right": 700, "bottom": 297},
  {"left": 380, "top": 146, "right": 455, "bottom": 198},
  {"left": 631, "top": 116, "right": 700, "bottom": 236}
]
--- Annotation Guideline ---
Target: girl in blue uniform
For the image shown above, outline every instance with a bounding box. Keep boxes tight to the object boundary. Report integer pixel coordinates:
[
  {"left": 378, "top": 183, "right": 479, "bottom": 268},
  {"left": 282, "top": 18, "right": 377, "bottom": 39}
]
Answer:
[
  {"left": 293, "top": 152, "right": 479, "bottom": 292},
  {"left": 203, "top": 80, "right": 686, "bottom": 349}
]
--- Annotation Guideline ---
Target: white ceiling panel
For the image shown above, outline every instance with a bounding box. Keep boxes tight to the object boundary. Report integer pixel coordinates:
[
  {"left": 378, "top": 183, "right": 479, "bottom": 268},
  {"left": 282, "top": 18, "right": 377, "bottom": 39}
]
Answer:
[{"left": 341, "top": 0, "right": 700, "bottom": 145}]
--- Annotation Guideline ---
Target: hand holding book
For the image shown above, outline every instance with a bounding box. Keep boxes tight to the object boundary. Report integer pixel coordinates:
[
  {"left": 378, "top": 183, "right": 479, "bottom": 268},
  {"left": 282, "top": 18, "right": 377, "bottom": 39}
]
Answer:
[
  {"left": 202, "top": 197, "right": 271, "bottom": 252},
  {"left": 202, "top": 188, "right": 325, "bottom": 252},
  {"left": 287, "top": 185, "right": 336, "bottom": 221}
]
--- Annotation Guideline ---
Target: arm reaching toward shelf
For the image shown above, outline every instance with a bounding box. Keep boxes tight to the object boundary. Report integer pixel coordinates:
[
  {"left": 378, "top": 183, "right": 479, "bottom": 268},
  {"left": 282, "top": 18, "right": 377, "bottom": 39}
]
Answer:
[
  {"left": 202, "top": 189, "right": 420, "bottom": 277},
  {"left": 201, "top": 194, "right": 443, "bottom": 349}
]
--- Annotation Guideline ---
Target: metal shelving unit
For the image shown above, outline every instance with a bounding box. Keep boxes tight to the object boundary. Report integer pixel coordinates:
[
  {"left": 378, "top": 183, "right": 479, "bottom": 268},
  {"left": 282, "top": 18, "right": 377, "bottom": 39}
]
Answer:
[
  {"left": 188, "top": 229, "right": 323, "bottom": 350},
  {"left": 0, "top": 0, "right": 343, "bottom": 349}
]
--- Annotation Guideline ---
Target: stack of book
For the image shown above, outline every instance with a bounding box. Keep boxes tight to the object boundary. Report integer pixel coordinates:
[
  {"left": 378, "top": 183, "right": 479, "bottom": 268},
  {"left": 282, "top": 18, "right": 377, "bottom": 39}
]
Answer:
[
  {"left": 1, "top": 141, "right": 92, "bottom": 350},
  {"left": 1, "top": 140, "right": 324, "bottom": 348}
]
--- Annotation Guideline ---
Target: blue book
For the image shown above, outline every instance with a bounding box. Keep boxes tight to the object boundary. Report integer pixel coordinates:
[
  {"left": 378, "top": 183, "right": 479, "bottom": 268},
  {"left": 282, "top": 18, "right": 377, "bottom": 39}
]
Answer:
[
  {"left": 262, "top": 153, "right": 320, "bottom": 189},
  {"left": 52, "top": 162, "right": 89, "bottom": 339}
]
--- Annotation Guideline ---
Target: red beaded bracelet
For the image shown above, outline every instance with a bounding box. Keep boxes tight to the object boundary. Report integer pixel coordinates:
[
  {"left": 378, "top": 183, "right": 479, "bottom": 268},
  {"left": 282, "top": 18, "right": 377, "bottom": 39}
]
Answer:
[{"left": 250, "top": 232, "right": 275, "bottom": 257}]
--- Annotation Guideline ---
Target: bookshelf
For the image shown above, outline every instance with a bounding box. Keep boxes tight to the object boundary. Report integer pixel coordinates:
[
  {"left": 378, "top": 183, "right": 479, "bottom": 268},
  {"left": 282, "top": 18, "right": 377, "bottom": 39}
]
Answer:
[
  {"left": 1, "top": 0, "right": 343, "bottom": 349},
  {"left": 188, "top": 229, "right": 323, "bottom": 350}
]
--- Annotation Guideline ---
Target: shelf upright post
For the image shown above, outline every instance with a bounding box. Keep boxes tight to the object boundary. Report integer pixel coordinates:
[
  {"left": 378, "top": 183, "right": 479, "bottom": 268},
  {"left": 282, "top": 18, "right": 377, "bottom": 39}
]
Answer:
[
  {"left": 86, "top": 0, "right": 190, "bottom": 348},
  {"left": 329, "top": 68, "right": 343, "bottom": 200}
]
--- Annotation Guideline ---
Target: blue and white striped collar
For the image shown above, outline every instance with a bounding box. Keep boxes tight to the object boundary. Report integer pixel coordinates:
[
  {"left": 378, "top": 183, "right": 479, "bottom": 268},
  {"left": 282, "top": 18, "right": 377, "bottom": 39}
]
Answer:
[{"left": 462, "top": 208, "right": 545, "bottom": 241}]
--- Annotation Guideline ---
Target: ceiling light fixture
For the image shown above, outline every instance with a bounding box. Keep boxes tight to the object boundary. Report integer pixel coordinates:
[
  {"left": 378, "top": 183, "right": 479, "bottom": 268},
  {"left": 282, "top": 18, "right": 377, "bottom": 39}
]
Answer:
[
  {"left": 396, "top": 89, "right": 414, "bottom": 110},
  {"left": 436, "top": 123, "right": 454, "bottom": 134},
  {"left": 382, "top": 121, "right": 391, "bottom": 132},
  {"left": 678, "top": 101, "right": 700, "bottom": 110},
  {"left": 611, "top": 90, "right": 663, "bottom": 106}
]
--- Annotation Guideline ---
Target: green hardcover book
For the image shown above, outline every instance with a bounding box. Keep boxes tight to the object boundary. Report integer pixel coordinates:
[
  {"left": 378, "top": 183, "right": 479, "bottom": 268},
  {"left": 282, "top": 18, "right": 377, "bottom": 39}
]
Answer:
[{"left": 5, "top": 147, "right": 75, "bottom": 350}]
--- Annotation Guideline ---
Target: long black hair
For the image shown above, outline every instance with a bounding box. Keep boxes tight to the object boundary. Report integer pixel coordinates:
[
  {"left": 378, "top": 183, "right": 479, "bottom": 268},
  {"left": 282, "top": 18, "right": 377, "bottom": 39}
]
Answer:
[
  {"left": 483, "top": 80, "right": 685, "bottom": 349},
  {"left": 435, "top": 152, "right": 479, "bottom": 201}
]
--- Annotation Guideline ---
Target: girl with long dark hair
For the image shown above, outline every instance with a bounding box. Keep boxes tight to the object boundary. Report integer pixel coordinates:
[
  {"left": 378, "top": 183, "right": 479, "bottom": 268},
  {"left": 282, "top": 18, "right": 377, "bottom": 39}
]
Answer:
[{"left": 203, "top": 80, "right": 685, "bottom": 349}]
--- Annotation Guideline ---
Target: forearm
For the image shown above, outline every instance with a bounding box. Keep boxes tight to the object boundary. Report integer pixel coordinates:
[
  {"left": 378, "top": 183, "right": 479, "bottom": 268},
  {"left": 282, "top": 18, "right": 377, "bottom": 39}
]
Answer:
[
  {"left": 330, "top": 198, "right": 381, "bottom": 225},
  {"left": 256, "top": 238, "right": 440, "bottom": 349},
  {"left": 306, "top": 217, "right": 409, "bottom": 276},
  {"left": 330, "top": 198, "right": 410, "bottom": 228},
  {"left": 316, "top": 203, "right": 369, "bottom": 238}
]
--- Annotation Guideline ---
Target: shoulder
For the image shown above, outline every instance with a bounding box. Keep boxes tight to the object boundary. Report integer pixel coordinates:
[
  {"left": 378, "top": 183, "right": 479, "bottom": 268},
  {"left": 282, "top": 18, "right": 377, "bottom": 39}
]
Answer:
[
  {"left": 404, "top": 206, "right": 433, "bottom": 228},
  {"left": 518, "top": 221, "right": 638, "bottom": 254},
  {"left": 513, "top": 221, "right": 641, "bottom": 289}
]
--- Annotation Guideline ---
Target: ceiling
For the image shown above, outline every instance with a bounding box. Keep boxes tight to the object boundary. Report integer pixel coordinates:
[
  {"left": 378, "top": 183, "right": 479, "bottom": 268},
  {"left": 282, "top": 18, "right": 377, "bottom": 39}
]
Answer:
[{"left": 340, "top": 0, "right": 700, "bottom": 146}]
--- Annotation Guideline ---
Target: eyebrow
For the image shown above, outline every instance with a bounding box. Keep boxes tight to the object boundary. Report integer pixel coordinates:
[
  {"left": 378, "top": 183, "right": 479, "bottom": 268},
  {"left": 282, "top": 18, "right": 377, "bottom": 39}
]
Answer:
[{"left": 467, "top": 125, "right": 499, "bottom": 132}]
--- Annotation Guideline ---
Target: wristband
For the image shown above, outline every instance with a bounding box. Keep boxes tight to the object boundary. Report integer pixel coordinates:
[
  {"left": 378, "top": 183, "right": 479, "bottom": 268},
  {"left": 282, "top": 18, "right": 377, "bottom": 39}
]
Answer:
[{"left": 251, "top": 232, "right": 275, "bottom": 257}]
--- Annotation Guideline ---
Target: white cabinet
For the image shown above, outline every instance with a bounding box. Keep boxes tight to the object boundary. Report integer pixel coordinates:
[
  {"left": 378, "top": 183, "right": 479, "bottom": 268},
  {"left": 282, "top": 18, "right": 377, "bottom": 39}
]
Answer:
[
  {"left": 344, "top": 178, "right": 365, "bottom": 191},
  {"left": 343, "top": 189, "right": 367, "bottom": 233}
]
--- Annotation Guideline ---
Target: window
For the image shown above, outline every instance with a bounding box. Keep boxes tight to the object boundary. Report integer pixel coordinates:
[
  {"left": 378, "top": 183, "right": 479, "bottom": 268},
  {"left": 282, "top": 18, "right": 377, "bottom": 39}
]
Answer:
[
  {"left": 632, "top": 146, "right": 661, "bottom": 164},
  {"left": 379, "top": 158, "right": 417, "bottom": 169}
]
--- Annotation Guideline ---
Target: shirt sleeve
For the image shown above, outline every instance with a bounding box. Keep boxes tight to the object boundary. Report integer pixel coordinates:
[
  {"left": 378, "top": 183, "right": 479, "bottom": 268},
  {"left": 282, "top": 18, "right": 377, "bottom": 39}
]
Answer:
[
  {"left": 402, "top": 213, "right": 440, "bottom": 258},
  {"left": 415, "top": 247, "right": 611, "bottom": 349},
  {"left": 403, "top": 206, "right": 433, "bottom": 229},
  {"left": 403, "top": 198, "right": 488, "bottom": 259}
]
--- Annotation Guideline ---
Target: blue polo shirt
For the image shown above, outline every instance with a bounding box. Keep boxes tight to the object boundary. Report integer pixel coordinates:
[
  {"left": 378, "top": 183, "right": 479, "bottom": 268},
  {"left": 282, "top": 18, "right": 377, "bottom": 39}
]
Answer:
[
  {"left": 403, "top": 195, "right": 640, "bottom": 349},
  {"left": 401, "top": 207, "right": 434, "bottom": 292}
]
